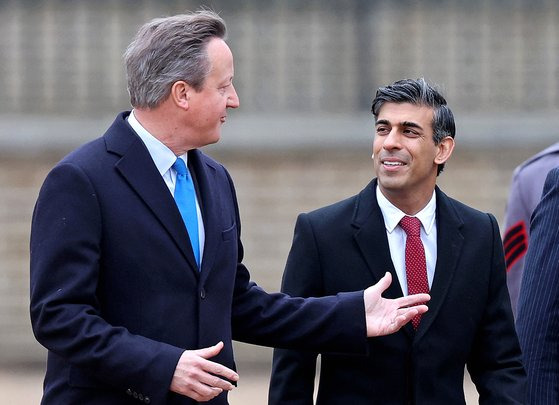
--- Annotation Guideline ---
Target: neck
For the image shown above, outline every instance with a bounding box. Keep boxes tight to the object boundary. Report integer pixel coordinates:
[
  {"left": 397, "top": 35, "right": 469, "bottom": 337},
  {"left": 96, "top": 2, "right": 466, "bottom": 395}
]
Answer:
[
  {"left": 133, "top": 105, "right": 191, "bottom": 156},
  {"left": 379, "top": 185, "right": 435, "bottom": 215}
]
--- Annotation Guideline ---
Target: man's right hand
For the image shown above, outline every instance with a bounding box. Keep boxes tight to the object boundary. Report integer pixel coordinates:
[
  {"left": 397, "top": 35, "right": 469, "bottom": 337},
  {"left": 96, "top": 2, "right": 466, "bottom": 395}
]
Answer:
[
  {"left": 364, "top": 272, "right": 430, "bottom": 336},
  {"left": 170, "top": 341, "right": 239, "bottom": 402}
]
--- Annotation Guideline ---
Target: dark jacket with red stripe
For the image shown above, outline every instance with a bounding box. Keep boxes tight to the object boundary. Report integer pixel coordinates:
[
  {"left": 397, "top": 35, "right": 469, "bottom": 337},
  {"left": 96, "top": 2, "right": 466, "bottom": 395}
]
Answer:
[{"left": 503, "top": 142, "right": 559, "bottom": 317}]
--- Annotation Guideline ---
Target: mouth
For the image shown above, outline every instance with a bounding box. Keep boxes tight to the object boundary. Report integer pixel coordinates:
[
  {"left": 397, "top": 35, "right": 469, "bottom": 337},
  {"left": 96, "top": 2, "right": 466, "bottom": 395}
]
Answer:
[
  {"left": 381, "top": 158, "right": 405, "bottom": 166},
  {"left": 382, "top": 160, "right": 404, "bottom": 167},
  {"left": 379, "top": 157, "right": 407, "bottom": 172}
]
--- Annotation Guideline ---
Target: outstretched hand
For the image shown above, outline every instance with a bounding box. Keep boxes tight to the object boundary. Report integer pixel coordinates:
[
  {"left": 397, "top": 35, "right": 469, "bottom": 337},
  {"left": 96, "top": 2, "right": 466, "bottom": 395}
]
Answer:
[
  {"left": 364, "top": 272, "right": 430, "bottom": 336},
  {"left": 170, "top": 341, "right": 239, "bottom": 402}
]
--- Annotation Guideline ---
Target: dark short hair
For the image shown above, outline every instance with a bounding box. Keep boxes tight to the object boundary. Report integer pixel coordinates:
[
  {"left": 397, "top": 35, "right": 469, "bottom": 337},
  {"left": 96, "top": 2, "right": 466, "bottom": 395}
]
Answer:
[
  {"left": 371, "top": 78, "right": 455, "bottom": 175},
  {"left": 124, "top": 10, "right": 226, "bottom": 109}
]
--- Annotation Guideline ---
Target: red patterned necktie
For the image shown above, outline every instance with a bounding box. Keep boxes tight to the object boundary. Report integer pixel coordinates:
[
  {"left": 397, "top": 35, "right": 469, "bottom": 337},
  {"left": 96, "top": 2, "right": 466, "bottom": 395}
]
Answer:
[{"left": 400, "top": 216, "right": 429, "bottom": 329}]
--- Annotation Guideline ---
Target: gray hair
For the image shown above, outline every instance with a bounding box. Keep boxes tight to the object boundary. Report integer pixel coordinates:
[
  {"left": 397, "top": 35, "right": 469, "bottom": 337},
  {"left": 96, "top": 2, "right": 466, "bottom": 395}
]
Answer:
[
  {"left": 371, "top": 78, "right": 455, "bottom": 175},
  {"left": 124, "top": 10, "right": 226, "bottom": 109}
]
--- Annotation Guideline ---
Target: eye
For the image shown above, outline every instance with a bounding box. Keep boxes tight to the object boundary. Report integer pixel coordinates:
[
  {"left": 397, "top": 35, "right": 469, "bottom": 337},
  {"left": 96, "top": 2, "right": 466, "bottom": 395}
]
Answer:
[
  {"left": 219, "top": 83, "right": 232, "bottom": 95},
  {"left": 403, "top": 128, "right": 420, "bottom": 137},
  {"left": 376, "top": 126, "right": 389, "bottom": 135}
]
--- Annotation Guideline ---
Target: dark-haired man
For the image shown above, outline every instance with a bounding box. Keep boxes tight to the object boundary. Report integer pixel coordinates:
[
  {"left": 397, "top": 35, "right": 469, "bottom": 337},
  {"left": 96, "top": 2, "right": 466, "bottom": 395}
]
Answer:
[{"left": 270, "top": 78, "right": 525, "bottom": 404}]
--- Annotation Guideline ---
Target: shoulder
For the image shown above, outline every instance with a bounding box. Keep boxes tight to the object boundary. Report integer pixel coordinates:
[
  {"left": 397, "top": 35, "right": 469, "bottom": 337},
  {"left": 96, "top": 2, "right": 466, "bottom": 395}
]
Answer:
[
  {"left": 194, "top": 149, "right": 224, "bottom": 172},
  {"left": 302, "top": 181, "right": 374, "bottom": 224},
  {"left": 51, "top": 138, "right": 108, "bottom": 177},
  {"left": 191, "top": 149, "right": 232, "bottom": 187},
  {"left": 513, "top": 142, "right": 559, "bottom": 181},
  {"left": 305, "top": 194, "right": 358, "bottom": 220},
  {"left": 437, "top": 188, "right": 496, "bottom": 229},
  {"left": 56, "top": 112, "right": 134, "bottom": 170}
]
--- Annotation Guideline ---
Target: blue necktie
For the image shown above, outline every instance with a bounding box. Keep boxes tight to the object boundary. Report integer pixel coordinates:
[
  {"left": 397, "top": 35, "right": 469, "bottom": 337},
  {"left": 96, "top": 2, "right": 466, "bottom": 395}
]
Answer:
[{"left": 172, "top": 158, "right": 200, "bottom": 267}]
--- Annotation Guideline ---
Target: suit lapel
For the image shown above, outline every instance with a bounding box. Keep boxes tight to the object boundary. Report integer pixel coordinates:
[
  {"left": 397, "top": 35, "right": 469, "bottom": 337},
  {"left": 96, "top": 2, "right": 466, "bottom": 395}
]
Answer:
[
  {"left": 415, "top": 187, "right": 464, "bottom": 340},
  {"left": 188, "top": 149, "right": 220, "bottom": 281},
  {"left": 105, "top": 113, "right": 199, "bottom": 275},
  {"left": 352, "top": 180, "right": 415, "bottom": 338},
  {"left": 353, "top": 180, "right": 403, "bottom": 297}
]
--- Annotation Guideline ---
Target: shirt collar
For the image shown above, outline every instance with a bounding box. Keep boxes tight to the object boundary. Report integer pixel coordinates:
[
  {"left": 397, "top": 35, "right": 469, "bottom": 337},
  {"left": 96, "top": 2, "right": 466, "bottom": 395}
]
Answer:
[
  {"left": 376, "top": 184, "right": 437, "bottom": 234},
  {"left": 127, "top": 110, "right": 187, "bottom": 174}
]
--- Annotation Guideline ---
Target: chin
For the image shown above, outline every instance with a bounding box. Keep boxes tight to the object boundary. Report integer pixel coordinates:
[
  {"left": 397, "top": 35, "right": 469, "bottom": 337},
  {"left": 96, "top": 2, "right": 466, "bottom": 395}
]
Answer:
[
  {"left": 378, "top": 177, "right": 405, "bottom": 191},
  {"left": 206, "top": 134, "right": 221, "bottom": 146}
]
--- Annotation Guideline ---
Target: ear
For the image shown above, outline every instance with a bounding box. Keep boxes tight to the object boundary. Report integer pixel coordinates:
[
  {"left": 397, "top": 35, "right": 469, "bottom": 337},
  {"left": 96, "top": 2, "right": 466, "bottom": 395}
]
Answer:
[
  {"left": 170, "top": 81, "right": 191, "bottom": 110},
  {"left": 434, "top": 136, "right": 455, "bottom": 165}
]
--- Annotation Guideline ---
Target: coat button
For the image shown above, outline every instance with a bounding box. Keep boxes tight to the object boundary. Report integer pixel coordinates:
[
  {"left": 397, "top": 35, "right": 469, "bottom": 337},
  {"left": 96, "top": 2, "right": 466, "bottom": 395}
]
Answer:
[
  {"left": 200, "top": 288, "right": 206, "bottom": 299},
  {"left": 126, "top": 388, "right": 132, "bottom": 396},
  {"left": 139, "top": 393, "right": 144, "bottom": 401},
  {"left": 144, "top": 396, "right": 151, "bottom": 404},
  {"left": 133, "top": 391, "right": 138, "bottom": 398}
]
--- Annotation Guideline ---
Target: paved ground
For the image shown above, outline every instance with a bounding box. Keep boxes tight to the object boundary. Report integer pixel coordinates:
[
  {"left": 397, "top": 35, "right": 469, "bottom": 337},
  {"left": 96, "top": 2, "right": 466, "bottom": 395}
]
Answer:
[{"left": 1, "top": 365, "right": 479, "bottom": 404}]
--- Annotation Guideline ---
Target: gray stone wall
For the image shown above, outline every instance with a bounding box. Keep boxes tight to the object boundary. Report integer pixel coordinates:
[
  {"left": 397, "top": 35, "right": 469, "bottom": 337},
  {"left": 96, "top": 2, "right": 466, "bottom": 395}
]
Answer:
[
  {"left": 2, "top": 0, "right": 558, "bottom": 116},
  {"left": 1, "top": 0, "right": 559, "bottom": 152}
]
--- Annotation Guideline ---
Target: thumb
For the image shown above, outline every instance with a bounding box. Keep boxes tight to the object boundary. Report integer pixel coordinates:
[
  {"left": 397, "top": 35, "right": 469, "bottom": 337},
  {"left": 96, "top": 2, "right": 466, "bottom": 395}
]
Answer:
[
  {"left": 372, "top": 272, "right": 392, "bottom": 295},
  {"left": 195, "top": 341, "right": 224, "bottom": 359}
]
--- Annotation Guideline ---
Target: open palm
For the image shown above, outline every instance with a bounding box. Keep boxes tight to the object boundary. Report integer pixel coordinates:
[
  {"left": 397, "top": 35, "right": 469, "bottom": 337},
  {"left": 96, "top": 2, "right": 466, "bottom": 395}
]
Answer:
[{"left": 364, "top": 272, "right": 430, "bottom": 336}]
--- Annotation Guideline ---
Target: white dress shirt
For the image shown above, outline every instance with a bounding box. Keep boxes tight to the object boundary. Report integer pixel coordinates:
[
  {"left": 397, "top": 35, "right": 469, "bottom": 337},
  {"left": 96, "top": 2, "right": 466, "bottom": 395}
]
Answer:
[
  {"left": 127, "top": 110, "right": 205, "bottom": 264},
  {"left": 376, "top": 185, "right": 437, "bottom": 296}
]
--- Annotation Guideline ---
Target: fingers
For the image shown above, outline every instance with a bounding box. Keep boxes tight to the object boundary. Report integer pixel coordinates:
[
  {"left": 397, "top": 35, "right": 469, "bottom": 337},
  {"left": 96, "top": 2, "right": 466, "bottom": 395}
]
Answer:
[
  {"left": 199, "top": 358, "right": 239, "bottom": 389},
  {"left": 170, "top": 343, "right": 239, "bottom": 402},
  {"left": 194, "top": 341, "right": 239, "bottom": 384},
  {"left": 396, "top": 293, "right": 431, "bottom": 309},
  {"left": 188, "top": 383, "right": 223, "bottom": 402},
  {"left": 392, "top": 304, "right": 428, "bottom": 327},
  {"left": 198, "top": 366, "right": 236, "bottom": 391},
  {"left": 411, "top": 304, "right": 429, "bottom": 315},
  {"left": 392, "top": 311, "right": 415, "bottom": 327},
  {"left": 364, "top": 273, "right": 431, "bottom": 337}
]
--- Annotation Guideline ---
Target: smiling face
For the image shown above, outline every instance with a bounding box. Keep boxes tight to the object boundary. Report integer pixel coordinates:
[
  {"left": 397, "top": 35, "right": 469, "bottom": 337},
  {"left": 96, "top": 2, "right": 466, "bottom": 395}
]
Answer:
[
  {"left": 182, "top": 37, "right": 240, "bottom": 148},
  {"left": 373, "top": 102, "right": 454, "bottom": 213}
]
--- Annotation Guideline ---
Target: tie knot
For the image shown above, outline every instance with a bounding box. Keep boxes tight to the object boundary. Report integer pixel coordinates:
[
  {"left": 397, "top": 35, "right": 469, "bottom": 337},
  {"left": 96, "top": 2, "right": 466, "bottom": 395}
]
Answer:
[
  {"left": 173, "top": 158, "right": 187, "bottom": 176},
  {"left": 400, "top": 216, "right": 421, "bottom": 236}
]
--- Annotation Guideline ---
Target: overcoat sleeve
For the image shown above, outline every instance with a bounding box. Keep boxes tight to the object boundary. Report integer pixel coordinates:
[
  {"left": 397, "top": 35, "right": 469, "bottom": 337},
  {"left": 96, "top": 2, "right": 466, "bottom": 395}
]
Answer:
[{"left": 517, "top": 167, "right": 559, "bottom": 404}]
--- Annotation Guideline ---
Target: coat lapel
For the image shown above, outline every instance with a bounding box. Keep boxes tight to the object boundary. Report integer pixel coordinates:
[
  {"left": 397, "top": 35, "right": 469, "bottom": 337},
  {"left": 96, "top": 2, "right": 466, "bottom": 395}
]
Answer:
[
  {"left": 188, "top": 149, "right": 221, "bottom": 281},
  {"left": 352, "top": 180, "right": 415, "bottom": 338},
  {"left": 353, "top": 180, "right": 403, "bottom": 298},
  {"left": 415, "top": 187, "right": 464, "bottom": 340},
  {"left": 104, "top": 113, "right": 199, "bottom": 275}
]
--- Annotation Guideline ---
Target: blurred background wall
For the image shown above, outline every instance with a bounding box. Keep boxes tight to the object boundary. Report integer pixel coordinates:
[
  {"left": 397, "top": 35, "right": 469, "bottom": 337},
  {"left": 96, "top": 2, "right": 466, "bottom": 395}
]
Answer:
[{"left": 0, "top": 0, "right": 558, "bottom": 390}]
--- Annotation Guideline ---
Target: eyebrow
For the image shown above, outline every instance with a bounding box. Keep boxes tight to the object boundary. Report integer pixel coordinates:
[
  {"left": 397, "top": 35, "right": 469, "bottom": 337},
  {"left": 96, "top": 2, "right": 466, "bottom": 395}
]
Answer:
[
  {"left": 375, "top": 119, "right": 423, "bottom": 131},
  {"left": 402, "top": 121, "right": 423, "bottom": 130}
]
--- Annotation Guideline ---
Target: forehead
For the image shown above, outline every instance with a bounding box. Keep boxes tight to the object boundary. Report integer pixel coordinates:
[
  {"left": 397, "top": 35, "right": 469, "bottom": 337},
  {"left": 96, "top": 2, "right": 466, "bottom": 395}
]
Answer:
[
  {"left": 376, "top": 102, "right": 434, "bottom": 125},
  {"left": 206, "top": 37, "right": 234, "bottom": 77}
]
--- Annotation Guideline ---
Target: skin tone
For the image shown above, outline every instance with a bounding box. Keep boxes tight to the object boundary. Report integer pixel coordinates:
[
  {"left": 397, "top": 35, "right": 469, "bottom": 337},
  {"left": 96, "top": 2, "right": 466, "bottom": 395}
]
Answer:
[
  {"left": 373, "top": 102, "right": 455, "bottom": 215},
  {"left": 136, "top": 41, "right": 431, "bottom": 401},
  {"left": 134, "top": 37, "right": 240, "bottom": 156}
]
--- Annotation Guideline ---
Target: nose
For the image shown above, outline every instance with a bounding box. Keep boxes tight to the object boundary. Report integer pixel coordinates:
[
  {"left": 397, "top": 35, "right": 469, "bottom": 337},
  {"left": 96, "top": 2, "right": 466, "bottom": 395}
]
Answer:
[
  {"left": 382, "top": 128, "right": 401, "bottom": 150},
  {"left": 227, "top": 84, "right": 240, "bottom": 109}
]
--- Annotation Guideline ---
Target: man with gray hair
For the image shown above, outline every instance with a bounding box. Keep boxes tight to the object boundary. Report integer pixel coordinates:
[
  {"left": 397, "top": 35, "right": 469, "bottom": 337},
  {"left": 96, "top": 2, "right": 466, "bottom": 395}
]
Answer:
[
  {"left": 270, "top": 78, "right": 525, "bottom": 404},
  {"left": 29, "top": 10, "right": 428, "bottom": 405}
]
